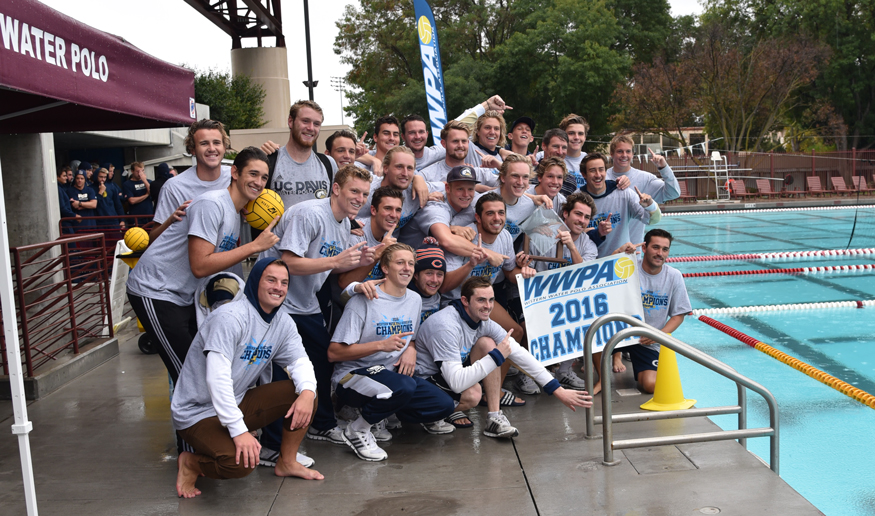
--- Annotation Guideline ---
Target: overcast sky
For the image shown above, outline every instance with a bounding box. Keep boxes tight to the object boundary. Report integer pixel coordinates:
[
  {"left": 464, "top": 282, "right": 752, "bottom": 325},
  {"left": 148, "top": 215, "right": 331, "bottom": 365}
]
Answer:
[{"left": 40, "top": 0, "right": 703, "bottom": 127}]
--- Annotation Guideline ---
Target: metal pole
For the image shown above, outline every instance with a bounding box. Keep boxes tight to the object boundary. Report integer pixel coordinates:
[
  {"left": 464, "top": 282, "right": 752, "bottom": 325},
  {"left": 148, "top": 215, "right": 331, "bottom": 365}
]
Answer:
[
  {"left": 302, "top": 0, "right": 316, "bottom": 101},
  {"left": 0, "top": 159, "right": 39, "bottom": 515}
]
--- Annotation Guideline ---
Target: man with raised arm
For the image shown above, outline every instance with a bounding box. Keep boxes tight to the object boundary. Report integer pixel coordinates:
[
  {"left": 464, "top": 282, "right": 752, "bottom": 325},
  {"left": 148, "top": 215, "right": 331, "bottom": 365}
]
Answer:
[
  {"left": 416, "top": 276, "right": 592, "bottom": 439},
  {"left": 171, "top": 259, "right": 323, "bottom": 498},
  {"left": 355, "top": 115, "right": 400, "bottom": 174},
  {"left": 328, "top": 243, "right": 456, "bottom": 461},
  {"left": 631, "top": 229, "right": 691, "bottom": 394},
  {"left": 151, "top": 120, "right": 233, "bottom": 241},
  {"left": 607, "top": 134, "right": 679, "bottom": 243}
]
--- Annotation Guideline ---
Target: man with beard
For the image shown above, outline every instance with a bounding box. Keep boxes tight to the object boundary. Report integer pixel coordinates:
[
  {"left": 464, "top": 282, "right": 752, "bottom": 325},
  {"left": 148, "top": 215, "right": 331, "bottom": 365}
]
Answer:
[{"left": 262, "top": 100, "right": 338, "bottom": 206}]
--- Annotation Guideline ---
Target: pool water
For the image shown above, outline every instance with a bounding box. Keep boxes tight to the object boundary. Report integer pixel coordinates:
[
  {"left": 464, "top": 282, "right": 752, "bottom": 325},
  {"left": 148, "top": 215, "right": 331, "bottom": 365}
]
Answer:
[{"left": 656, "top": 207, "right": 875, "bottom": 516}]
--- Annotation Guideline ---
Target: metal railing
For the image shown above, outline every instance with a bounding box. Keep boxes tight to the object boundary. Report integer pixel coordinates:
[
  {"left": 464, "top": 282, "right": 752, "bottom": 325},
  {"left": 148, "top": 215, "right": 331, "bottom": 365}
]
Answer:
[
  {"left": 0, "top": 234, "right": 112, "bottom": 376},
  {"left": 583, "top": 313, "right": 780, "bottom": 474}
]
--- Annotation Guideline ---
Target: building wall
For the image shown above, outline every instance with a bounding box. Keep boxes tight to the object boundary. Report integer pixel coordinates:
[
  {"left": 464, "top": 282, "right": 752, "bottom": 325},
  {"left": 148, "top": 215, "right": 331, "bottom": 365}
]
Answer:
[{"left": 0, "top": 133, "right": 59, "bottom": 248}]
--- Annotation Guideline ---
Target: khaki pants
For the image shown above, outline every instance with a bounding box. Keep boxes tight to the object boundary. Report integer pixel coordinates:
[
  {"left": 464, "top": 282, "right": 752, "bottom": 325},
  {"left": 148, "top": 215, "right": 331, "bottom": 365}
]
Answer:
[{"left": 178, "top": 380, "right": 303, "bottom": 479}]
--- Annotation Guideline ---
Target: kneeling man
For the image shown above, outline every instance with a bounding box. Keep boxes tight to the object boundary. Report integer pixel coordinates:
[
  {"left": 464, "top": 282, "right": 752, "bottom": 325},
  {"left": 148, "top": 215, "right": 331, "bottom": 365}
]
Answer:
[
  {"left": 415, "top": 276, "right": 592, "bottom": 439},
  {"left": 171, "top": 258, "right": 322, "bottom": 498}
]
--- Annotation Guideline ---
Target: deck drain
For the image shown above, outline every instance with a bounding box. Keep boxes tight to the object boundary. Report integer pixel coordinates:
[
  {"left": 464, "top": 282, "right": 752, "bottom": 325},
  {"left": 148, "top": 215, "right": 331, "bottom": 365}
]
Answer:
[{"left": 699, "top": 508, "right": 720, "bottom": 514}]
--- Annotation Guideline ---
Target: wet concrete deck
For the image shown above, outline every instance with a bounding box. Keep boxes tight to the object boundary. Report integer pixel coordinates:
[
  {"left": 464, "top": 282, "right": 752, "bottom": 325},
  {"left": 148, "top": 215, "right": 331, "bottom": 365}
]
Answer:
[{"left": 0, "top": 325, "right": 822, "bottom": 515}]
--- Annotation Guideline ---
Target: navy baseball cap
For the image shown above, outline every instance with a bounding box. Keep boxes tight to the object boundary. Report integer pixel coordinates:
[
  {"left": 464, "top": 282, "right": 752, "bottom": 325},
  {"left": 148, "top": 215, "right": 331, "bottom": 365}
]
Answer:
[
  {"left": 509, "top": 116, "right": 535, "bottom": 133},
  {"left": 446, "top": 166, "right": 480, "bottom": 184}
]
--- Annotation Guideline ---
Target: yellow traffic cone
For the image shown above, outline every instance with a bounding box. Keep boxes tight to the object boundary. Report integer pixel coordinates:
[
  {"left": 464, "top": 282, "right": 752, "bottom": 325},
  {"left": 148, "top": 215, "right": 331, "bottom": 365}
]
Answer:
[{"left": 641, "top": 346, "right": 696, "bottom": 411}]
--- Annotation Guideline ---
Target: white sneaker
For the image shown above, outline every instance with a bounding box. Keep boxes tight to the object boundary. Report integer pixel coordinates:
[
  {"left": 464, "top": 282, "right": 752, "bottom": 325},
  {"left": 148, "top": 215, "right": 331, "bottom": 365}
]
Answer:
[
  {"left": 341, "top": 426, "right": 388, "bottom": 462},
  {"left": 420, "top": 419, "right": 455, "bottom": 435},
  {"left": 556, "top": 371, "right": 588, "bottom": 391},
  {"left": 307, "top": 426, "right": 345, "bottom": 445},
  {"left": 371, "top": 419, "right": 393, "bottom": 442},
  {"left": 296, "top": 452, "right": 315, "bottom": 468},
  {"left": 385, "top": 413, "right": 402, "bottom": 429},
  {"left": 483, "top": 411, "right": 519, "bottom": 439},
  {"left": 258, "top": 447, "right": 315, "bottom": 468},
  {"left": 515, "top": 374, "right": 541, "bottom": 395}
]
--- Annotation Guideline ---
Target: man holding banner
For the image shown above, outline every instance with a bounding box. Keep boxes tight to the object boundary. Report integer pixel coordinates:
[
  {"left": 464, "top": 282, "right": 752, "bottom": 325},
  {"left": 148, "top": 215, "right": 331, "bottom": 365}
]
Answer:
[
  {"left": 415, "top": 276, "right": 592, "bottom": 439},
  {"left": 629, "top": 229, "right": 691, "bottom": 394}
]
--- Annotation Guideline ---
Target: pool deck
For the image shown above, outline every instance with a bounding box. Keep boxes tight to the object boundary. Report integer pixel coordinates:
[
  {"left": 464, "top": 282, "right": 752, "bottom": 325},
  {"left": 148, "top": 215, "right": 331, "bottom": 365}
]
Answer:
[{"left": 0, "top": 325, "right": 823, "bottom": 515}]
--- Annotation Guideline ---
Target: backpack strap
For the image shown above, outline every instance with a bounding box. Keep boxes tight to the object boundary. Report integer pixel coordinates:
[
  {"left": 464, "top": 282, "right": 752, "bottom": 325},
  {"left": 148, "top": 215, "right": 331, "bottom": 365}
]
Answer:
[{"left": 315, "top": 152, "right": 334, "bottom": 191}]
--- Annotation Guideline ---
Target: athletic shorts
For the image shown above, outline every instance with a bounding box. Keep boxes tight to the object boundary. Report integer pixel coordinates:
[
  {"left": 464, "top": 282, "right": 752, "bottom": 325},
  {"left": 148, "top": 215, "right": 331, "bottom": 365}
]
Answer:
[
  {"left": 423, "top": 357, "right": 472, "bottom": 402},
  {"left": 629, "top": 344, "right": 659, "bottom": 378}
]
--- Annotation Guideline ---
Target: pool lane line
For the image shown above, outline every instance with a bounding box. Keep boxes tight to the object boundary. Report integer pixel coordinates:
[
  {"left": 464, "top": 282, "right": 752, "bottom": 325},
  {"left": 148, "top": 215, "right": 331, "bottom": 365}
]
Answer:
[
  {"left": 669, "top": 248, "right": 875, "bottom": 263},
  {"left": 692, "top": 300, "right": 875, "bottom": 315},
  {"left": 682, "top": 264, "right": 875, "bottom": 278},
  {"left": 663, "top": 205, "right": 875, "bottom": 217},
  {"left": 696, "top": 315, "right": 875, "bottom": 410}
]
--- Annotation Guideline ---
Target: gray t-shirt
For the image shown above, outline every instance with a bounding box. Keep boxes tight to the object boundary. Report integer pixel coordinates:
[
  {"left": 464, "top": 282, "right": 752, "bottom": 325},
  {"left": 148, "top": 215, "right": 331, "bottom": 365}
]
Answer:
[
  {"left": 417, "top": 160, "right": 499, "bottom": 189},
  {"left": 278, "top": 198, "right": 351, "bottom": 314},
  {"left": 586, "top": 186, "right": 652, "bottom": 258},
  {"left": 526, "top": 185, "right": 566, "bottom": 217},
  {"left": 607, "top": 165, "right": 678, "bottom": 243},
  {"left": 534, "top": 232, "right": 598, "bottom": 272},
  {"left": 350, "top": 217, "right": 385, "bottom": 282},
  {"left": 503, "top": 194, "right": 536, "bottom": 242},
  {"left": 415, "top": 305, "right": 506, "bottom": 377},
  {"left": 153, "top": 165, "right": 232, "bottom": 223},
  {"left": 330, "top": 286, "right": 421, "bottom": 386},
  {"left": 273, "top": 147, "right": 338, "bottom": 207},
  {"left": 416, "top": 145, "right": 446, "bottom": 171},
  {"left": 398, "top": 196, "right": 479, "bottom": 247},
  {"left": 443, "top": 225, "right": 516, "bottom": 303},
  {"left": 127, "top": 189, "right": 240, "bottom": 306},
  {"left": 170, "top": 298, "right": 309, "bottom": 431},
  {"left": 420, "top": 292, "right": 441, "bottom": 324},
  {"left": 637, "top": 261, "right": 691, "bottom": 351}
]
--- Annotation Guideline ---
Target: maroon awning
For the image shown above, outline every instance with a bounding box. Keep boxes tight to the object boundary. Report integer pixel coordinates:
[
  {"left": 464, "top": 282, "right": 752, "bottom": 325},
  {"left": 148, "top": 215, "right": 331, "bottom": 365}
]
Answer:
[{"left": 0, "top": 0, "right": 196, "bottom": 134}]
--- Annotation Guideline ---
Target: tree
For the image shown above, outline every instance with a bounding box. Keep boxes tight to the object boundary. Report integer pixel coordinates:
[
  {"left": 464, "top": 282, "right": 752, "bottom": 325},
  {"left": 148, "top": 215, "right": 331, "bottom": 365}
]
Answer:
[
  {"left": 692, "top": 24, "right": 828, "bottom": 152},
  {"left": 611, "top": 56, "right": 703, "bottom": 152},
  {"left": 193, "top": 69, "right": 267, "bottom": 130},
  {"left": 703, "top": 0, "right": 875, "bottom": 149},
  {"left": 334, "top": 0, "right": 670, "bottom": 142}
]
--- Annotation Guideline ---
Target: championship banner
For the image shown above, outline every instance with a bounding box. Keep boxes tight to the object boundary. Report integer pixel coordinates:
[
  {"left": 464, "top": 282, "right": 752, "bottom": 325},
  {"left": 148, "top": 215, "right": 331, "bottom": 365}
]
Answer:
[
  {"left": 516, "top": 255, "right": 645, "bottom": 368},
  {"left": 412, "top": 0, "right": 448, "bottom": 143}
]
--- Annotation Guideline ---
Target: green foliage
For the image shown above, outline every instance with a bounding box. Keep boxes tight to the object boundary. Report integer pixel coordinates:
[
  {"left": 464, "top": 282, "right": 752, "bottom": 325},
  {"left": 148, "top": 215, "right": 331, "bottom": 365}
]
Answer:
[
  {"left": 193, "top": 69, "right": 267, "bottom": 130},
  {"left": 334, "top": 0, "right": 669, "bottom": 142}
]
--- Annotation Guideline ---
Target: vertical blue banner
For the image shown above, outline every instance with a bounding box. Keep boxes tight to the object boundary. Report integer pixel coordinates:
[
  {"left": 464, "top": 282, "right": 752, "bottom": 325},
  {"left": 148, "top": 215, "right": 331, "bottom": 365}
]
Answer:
[{"left": 412, "top": 0, "right": 449, "bottom": 143}]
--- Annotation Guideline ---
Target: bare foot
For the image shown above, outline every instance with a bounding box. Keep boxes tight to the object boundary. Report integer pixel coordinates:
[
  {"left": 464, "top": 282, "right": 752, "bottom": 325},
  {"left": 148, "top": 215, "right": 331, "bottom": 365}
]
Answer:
[
  {"left": 176, "top": 452, "right": 202, "bottom": 498},
  {"left": 612, "top": 356, "right": 626, "bottom": 374},
  {"left": 275, "top": 458, "right": 325, "bottom": 480},
  {"left": 454, "top": 416, "right": 472, "bottom": 426},
  {"left": 592, "top": 381, "right": 602, "bottom": 396}
]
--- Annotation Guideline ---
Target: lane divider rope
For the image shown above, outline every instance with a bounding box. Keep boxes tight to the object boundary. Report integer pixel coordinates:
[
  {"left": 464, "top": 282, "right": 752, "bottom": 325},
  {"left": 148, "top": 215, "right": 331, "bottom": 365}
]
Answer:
[
  {"left": 664, "top": 205, "right": 875, "bottom": 216},
  {"left": 683, "top": 264, "right": 875, "bottom": 278},
  {"left": 696, "top": 315, "right": 875, "bottom": 409},
  {"left": 669, "top": 248, "right": 875, "bottom": 263},
  {"left": 692, "top": 300, "right": 874, "bottom": 315}
]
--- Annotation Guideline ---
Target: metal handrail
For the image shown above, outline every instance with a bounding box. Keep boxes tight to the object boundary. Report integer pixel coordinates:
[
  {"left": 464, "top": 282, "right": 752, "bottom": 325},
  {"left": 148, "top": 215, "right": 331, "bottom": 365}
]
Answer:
[{"left": 583, "top": 313, "right": 779, "bottom": 474}]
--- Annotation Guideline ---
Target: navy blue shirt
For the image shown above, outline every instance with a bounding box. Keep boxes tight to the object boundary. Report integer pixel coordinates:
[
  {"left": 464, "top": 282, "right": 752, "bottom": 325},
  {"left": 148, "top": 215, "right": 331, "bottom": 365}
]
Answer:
[
  {"left": 65, "top": 184, "right": 97, "bottom": 228},
  {"left": 122, "top": 179, "right": 154, "bottom": 216}
]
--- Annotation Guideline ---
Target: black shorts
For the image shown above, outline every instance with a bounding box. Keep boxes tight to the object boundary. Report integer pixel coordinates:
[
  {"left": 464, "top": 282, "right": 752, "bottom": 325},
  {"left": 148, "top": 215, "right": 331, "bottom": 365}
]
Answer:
[
  {"left": 629, "top": 344, "right": 659, "bottom": 378},
  {"left": 423, "top": 357, "right": 472, "bottom": 402}
]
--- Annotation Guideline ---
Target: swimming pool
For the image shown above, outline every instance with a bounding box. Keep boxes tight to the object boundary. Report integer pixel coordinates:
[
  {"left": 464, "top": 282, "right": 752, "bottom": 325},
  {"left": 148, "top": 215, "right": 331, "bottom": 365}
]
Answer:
[{"left": 658, "top": 206, "right": 875, "bottom": 516}]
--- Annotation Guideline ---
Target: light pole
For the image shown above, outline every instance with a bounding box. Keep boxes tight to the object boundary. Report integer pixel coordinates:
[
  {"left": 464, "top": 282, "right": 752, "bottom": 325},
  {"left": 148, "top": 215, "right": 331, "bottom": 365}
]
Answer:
[
  {"left": 330, "top": 76, "right": 345, "bottom": 125},
  {"left": 302, "top": 0, "right": 317, "bottom": 100}
]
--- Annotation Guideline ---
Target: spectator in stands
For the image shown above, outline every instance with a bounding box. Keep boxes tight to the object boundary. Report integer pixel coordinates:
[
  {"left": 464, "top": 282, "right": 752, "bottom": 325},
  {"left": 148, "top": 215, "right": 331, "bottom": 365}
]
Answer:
[{"left": 123, "top": 161, "right": 154, "bottom": 226}]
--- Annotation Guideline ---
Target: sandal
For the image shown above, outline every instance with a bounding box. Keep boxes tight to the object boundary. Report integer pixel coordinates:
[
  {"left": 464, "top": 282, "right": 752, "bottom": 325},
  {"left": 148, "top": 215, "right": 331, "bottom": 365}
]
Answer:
[
  {"left": 445, "top": 411, "right": 473, "bottom": 428},
  {"left": 479, "top": 388, "right": 526, "bottom": 407}
]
